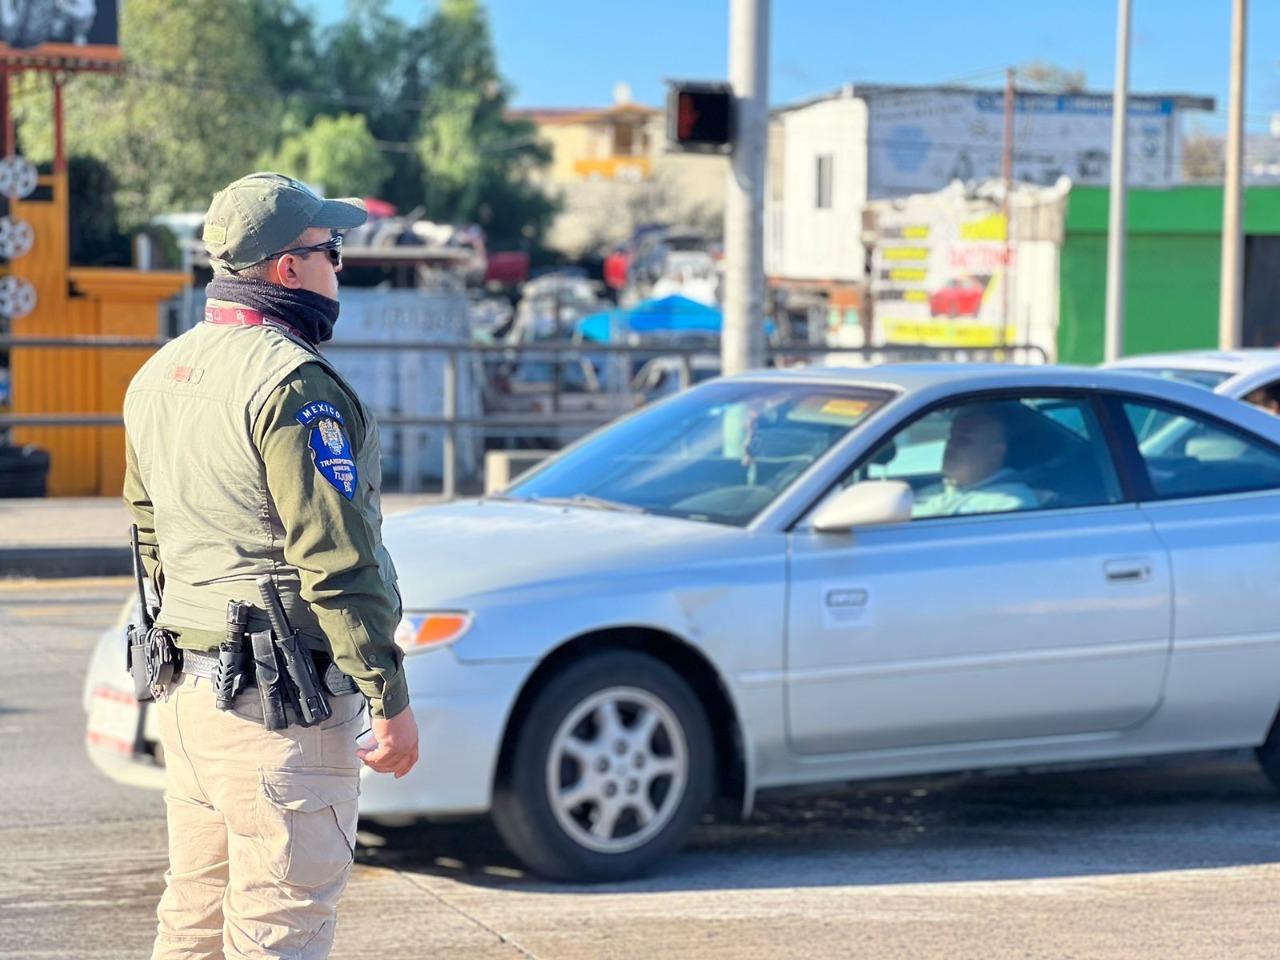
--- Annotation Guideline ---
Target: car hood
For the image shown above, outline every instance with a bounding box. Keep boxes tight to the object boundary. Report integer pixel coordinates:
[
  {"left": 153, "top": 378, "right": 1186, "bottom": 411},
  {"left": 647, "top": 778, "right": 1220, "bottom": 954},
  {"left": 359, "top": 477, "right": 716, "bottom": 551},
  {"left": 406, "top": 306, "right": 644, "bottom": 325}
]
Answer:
[{"left": 382, "top": 498, "right": 755, "bottom": 606}]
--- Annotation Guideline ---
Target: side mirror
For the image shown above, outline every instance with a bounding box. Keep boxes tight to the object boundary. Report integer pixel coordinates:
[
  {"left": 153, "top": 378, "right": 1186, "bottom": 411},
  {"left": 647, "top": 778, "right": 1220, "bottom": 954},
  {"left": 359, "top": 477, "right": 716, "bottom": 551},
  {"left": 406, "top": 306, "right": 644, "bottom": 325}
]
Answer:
[{"left": 811, "top": 480, "right": 913, "bottom": 533}]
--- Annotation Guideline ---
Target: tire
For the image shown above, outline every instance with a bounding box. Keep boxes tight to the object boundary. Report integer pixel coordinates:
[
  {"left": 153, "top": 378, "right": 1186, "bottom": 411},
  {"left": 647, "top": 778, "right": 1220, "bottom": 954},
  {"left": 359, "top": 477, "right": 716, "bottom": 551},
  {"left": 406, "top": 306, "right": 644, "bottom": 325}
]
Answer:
[
  {"left": 492, "top": 650, "right": 714, "bottom": 882},
  {"left": 1256, "top": 711, "right": 1280, "bottom": 791}
]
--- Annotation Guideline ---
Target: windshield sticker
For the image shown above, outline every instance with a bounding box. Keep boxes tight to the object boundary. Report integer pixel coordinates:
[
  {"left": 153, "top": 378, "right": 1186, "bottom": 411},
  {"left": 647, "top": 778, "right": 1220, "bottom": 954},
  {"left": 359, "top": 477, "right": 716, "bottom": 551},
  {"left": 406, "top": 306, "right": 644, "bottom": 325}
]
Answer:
[
  {"left": 819, "top": 399, "right": 871, "bottom": 420},
  {"left": 790, "top": 394, "right": 881, "bottom": 426},
  {"left": 823, "top": 582, "right": 872, "bottom": 629}
]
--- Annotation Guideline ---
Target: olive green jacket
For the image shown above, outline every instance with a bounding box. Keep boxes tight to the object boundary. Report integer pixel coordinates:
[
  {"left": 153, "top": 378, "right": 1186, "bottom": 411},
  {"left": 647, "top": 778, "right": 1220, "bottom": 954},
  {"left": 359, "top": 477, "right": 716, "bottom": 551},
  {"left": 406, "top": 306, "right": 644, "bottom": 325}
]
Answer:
[{"left": 122, "top": 314, "right": 408, "bottom": 718}]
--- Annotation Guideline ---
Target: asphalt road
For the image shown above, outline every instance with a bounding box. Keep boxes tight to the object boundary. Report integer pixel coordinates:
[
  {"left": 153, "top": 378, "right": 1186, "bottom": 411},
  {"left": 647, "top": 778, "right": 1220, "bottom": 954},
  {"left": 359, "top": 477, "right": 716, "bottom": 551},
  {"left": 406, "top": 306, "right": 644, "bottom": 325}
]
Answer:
[{"left": 3, "top": 578, "right": 1280, "bottom": 959}]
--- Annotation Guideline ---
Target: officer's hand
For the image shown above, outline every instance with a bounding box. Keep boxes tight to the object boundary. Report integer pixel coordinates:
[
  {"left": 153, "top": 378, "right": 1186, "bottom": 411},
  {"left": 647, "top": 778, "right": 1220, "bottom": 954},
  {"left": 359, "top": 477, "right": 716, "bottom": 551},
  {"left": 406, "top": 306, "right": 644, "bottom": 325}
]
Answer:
[{"left": 357, "top": 706, "right": 419, "bottom": 778}]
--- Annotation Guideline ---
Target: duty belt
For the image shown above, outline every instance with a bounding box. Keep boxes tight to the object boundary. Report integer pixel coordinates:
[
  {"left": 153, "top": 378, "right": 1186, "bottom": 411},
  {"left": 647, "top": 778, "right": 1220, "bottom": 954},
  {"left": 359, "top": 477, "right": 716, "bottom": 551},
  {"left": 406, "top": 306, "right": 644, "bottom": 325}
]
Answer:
[{"left": 180, "top": 648, "right": 359, "bottom": 697}]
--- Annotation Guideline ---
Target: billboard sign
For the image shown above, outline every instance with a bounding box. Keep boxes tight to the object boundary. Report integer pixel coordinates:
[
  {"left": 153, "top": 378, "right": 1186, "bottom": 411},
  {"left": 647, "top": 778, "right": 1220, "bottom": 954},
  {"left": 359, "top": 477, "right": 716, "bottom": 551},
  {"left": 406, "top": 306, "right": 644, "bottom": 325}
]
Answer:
[
  {"left": 0, "top": 0, "right": 120, "bottom": 64},
  {"left": 866, "top": 88, "right": 1178, "bottom": 199},
  {"left": 871, "top": 201, "right": 1016, "bottom": 349}
]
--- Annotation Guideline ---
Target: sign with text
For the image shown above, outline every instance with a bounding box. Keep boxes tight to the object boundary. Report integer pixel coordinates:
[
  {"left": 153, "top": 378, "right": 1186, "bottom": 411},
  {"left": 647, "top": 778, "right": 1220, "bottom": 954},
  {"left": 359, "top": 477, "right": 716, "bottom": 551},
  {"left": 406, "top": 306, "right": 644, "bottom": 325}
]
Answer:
[
  {"left": 0, "top": 0, "right": 121, "bottom": 66},
  {"left": 866, "top": 88, "right": 1179, "bottom": 199}
]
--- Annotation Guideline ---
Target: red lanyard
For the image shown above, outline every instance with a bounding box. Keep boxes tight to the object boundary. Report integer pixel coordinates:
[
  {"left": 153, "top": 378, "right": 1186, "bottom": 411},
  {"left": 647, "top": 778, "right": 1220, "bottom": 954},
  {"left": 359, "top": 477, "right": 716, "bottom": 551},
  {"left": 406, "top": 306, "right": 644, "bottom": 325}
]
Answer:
[{"left": 204, "top": 304, "right": 303, "bottom": 339}]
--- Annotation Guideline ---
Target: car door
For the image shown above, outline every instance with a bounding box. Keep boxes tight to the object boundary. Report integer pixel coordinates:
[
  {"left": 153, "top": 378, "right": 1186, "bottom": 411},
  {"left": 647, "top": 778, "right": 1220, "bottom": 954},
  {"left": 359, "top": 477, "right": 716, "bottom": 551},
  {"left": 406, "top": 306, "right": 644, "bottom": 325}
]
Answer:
[
  {"left": 1107, "top": 394, "right": 1280, "bottom": 736},
  {"left": 784, "top": 392, "right": 1173, "bottom": 756}
]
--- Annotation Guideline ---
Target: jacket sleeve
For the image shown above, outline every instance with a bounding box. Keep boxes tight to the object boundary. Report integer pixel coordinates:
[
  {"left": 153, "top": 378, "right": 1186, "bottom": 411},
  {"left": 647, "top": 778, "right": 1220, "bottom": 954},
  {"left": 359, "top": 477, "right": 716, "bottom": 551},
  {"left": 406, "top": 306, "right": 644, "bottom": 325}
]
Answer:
[
  {"left": 122, "top": 430, "right": 164, "bottom": 594},
  {"left": 252, "top": 363, "right": 408, "bottom": 718}
]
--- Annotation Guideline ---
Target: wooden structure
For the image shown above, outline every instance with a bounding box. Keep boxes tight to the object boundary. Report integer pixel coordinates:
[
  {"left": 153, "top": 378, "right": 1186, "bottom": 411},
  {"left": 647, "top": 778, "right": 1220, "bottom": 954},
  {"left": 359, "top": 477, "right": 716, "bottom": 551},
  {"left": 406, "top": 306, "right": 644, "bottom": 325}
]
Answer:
[{"left": 3, "top": 47, "right": 190, "bottom": 496}]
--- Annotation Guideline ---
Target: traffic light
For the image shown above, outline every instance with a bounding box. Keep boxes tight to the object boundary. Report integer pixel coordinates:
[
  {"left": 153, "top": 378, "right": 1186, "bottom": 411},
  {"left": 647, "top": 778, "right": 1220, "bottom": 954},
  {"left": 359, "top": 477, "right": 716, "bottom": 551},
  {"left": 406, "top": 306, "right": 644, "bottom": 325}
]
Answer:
[{"left": 666, "top": 82, "right": 734, "bottom": 152}]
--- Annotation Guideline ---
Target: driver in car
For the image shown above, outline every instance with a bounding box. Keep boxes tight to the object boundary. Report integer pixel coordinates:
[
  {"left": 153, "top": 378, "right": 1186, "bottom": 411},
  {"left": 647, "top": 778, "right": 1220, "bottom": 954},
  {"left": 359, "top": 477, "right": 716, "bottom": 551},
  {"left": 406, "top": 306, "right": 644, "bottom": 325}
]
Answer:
[{"left": 913, "top": 404, "right": 1039, "bottom": 518}]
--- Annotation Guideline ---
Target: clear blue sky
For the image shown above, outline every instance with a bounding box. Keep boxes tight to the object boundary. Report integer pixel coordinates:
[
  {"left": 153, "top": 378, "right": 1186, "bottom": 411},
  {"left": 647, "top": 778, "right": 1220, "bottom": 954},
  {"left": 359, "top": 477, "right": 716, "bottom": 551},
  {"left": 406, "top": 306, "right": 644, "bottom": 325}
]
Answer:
[{"left": 322, "top": 1, "right": 1277, "bottom": 133}]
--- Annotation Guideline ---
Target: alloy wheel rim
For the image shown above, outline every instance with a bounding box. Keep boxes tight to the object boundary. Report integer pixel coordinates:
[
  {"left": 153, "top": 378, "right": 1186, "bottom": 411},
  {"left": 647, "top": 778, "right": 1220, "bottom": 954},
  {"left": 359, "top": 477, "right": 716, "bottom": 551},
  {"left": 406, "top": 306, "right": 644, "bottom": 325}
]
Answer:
[{"left": 545, "top": 685, "right": 689, "bottom": 855}]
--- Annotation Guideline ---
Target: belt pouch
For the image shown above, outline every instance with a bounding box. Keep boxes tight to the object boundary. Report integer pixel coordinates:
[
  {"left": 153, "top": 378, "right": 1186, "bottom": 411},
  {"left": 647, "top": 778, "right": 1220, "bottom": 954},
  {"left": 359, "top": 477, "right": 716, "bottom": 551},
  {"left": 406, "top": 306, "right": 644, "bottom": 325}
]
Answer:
[
  {"left": 323, "top": 661, "right": 359, "bottom": 697},
  {"left": 251, "top": 629, "right": 289, "bottom": 730},
  {"left": 127, "top": 626, "right": 156, "bottom": 703}
]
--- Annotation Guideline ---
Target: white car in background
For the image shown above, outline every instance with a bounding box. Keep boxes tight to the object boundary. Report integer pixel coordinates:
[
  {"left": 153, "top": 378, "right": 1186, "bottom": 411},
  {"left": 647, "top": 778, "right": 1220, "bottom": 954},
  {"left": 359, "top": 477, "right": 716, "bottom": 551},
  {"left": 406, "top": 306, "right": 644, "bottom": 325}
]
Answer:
[
  {"left": 85, "top": 364, "right": 1280, "bottom": 882},
  {"left": 1105, "top": 349, "right": 1280, "bottom": 406}
]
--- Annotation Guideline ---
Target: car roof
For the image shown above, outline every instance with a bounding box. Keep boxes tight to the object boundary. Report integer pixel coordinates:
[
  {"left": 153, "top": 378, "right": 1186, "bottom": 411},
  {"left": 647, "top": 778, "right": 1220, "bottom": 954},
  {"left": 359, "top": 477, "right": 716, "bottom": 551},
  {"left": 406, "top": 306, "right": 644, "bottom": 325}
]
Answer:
[
  {"left": 1105, "top": 349, "right": 1280, "bottom": 375},
  {"left": 727, "top": 362, "right": 1188, "bottom": 394}
]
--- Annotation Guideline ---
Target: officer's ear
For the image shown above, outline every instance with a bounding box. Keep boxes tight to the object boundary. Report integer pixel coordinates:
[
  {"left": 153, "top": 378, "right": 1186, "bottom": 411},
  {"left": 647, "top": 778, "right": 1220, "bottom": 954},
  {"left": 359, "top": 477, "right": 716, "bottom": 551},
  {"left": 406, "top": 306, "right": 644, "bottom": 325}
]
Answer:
[{"left": 274, "top": 253, "right": 304, "bottom": 290}]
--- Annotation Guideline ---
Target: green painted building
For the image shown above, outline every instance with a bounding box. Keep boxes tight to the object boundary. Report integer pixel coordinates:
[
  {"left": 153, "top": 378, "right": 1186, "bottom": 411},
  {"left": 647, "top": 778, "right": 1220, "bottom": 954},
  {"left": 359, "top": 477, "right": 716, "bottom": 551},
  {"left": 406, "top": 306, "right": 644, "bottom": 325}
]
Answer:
[{"left": 1058, "top": 186, "right": 1280, "bottom": 364}]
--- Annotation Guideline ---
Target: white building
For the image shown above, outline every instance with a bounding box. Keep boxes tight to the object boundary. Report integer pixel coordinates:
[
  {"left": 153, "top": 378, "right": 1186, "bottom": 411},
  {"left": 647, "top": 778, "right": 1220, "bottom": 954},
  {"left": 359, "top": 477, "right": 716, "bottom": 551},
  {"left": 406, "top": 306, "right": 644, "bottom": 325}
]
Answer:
[{"left": 766, "top": 84, "right": 1214, "bottom": 291}]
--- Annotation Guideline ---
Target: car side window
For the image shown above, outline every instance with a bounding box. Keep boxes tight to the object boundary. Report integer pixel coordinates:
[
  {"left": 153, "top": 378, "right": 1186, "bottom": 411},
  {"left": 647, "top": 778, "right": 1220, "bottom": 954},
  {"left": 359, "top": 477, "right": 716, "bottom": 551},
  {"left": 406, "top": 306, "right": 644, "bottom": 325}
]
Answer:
[
  {"left": 1121, "top": 399, "right": 1280, "bottom": 499},
  {"left": 1242, "top": 379, "right": 1280, "bottom": 416},
  {"left": 846, "top": 395, "right": 1122, "bottom": 518}
]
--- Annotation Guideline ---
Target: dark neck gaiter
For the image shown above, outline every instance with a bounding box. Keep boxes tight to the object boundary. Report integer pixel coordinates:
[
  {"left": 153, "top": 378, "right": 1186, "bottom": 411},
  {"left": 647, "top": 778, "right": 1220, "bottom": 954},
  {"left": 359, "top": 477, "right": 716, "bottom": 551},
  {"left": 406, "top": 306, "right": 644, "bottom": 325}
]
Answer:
[{"left": 204, "top": 276, "right": 341, "bottom": 345}]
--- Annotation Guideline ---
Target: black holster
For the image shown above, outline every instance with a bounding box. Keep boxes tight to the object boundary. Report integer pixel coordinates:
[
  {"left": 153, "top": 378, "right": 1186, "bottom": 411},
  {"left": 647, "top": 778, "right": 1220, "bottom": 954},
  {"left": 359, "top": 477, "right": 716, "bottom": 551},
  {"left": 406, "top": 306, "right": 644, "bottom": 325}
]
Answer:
[
  {"left": 250, "top": 629, "right": 290, "bottom": 731},
  {"left": 127, "top": 624, "right": 180, "bottom": 703}
]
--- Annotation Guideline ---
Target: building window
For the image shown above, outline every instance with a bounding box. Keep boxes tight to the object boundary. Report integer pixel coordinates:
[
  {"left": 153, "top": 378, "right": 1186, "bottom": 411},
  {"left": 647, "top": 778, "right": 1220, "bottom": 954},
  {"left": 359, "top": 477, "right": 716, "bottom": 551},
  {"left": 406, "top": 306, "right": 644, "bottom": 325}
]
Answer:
[
  {"left": 614, "top": 123, "right": 635, "bottom": 157},
  {"left": 816, "top": 155, "right": 833, "bottom": 209}
]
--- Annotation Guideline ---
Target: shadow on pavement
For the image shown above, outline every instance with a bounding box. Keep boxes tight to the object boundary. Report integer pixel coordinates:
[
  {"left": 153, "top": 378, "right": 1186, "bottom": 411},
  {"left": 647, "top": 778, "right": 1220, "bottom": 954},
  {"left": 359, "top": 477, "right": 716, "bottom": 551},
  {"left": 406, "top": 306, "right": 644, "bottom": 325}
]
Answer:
[{"left": 356, "top": 753, "right": 1280, "bottom": 894}]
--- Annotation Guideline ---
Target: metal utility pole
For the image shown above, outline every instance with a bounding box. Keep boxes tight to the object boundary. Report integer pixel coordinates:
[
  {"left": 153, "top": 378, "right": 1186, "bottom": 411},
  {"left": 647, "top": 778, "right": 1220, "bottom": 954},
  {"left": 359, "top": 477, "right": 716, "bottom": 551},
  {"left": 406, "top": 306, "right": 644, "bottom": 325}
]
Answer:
[
  {"left": 1219, "top": 0, "right": 1247, "bottom": 350},
  {"left": 722, "top": 0, "right": 770, "bottom": 376},
  {"left": 1001, "top": 67, "right": 1015, "bottom": 347},
  {"left": 1104, "top": 0, "right": 1131, "bottom": 363}
]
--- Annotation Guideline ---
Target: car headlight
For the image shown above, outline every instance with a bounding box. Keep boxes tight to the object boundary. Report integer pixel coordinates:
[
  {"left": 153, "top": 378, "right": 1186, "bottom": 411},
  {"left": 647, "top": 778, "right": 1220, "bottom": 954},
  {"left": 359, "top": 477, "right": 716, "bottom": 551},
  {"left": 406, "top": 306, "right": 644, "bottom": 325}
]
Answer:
[{"left": 394, "top": 612, "right": 474, "bottom": 655}]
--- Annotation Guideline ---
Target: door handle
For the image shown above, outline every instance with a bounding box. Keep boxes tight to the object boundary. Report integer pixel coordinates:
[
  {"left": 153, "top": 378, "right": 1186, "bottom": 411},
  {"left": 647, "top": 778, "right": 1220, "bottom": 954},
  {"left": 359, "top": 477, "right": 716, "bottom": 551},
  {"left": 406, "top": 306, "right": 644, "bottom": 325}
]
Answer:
[{"left": 1105, "top": 559, "right": 1152, "bottom": 583}]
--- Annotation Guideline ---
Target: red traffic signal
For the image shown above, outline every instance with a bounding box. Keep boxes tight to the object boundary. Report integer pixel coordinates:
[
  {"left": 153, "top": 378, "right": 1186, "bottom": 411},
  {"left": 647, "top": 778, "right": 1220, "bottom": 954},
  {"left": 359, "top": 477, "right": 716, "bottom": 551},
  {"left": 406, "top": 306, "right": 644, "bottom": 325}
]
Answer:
[{"left": 666, "top": 83, "right": 734, "bottom": 151}]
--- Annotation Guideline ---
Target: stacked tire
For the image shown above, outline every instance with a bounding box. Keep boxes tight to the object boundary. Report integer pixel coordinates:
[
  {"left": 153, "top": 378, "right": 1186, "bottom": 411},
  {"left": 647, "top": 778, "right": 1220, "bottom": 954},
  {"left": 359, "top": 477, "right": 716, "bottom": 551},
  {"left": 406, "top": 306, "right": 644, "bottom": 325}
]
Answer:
[{"left": 0, "top": 444, "right": 49, "bottom": 497}]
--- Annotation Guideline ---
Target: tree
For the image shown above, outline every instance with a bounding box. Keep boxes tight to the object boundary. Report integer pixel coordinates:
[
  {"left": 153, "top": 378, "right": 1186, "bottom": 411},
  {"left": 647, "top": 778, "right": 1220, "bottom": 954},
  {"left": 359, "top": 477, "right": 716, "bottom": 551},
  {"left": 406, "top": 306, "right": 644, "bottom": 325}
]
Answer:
[
  {"left": 250, "top": 0, "right": 325, "bottom": 129},
  {"left": 316, "top": 0, "right": 429, "bottom": 213},
  {"left": 415, "top": 0, "right": 555, "bottom": 245},
  {"left": 1017, "top": 60, "right": 1088, "bottom": 94},
  {"left": 15, "top": 0, "right": 284, "bottom": 229},
  {"left": 263, "top": 113, "right": 392, "bottom": 197},
  {"left": 1183, "top": 132, "right": 1226, "bottom": 181}
]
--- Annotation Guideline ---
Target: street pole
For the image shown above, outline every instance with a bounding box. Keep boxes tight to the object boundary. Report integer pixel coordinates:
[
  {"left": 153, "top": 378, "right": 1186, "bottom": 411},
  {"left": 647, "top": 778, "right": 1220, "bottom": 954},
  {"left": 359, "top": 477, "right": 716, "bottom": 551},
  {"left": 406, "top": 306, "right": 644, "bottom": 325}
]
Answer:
[
  {"left": 722, "top": 0, "right": 770, "bottom": 376},
  {"left": 1001, "top": 67, "right": 1014, "bottom": 349},
  {"left": 1219, "top": 0, "right": 1247, "bottom": 350},
  {"left": 1104, "top": 0, "right": 1131, "bottom": 363}
]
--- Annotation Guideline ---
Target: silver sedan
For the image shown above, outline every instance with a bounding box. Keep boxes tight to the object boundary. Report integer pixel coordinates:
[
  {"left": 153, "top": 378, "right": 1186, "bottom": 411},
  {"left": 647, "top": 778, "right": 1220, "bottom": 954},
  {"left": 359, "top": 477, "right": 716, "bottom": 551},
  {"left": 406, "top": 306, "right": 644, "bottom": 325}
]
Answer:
[
  {"left": 85, "top": 364, "right": 1280, "bottom": 881},
  {"left": 1105, "top": 348, "right": 1280, "bottom": 407}
]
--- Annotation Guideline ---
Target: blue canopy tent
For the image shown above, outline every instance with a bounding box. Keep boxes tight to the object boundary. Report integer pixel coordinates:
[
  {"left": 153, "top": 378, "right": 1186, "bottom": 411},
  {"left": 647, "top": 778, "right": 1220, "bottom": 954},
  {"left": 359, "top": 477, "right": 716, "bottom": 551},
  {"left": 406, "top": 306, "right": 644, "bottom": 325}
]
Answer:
[{"left": 576, "top": 295, "right": 723, "bottom": 342}]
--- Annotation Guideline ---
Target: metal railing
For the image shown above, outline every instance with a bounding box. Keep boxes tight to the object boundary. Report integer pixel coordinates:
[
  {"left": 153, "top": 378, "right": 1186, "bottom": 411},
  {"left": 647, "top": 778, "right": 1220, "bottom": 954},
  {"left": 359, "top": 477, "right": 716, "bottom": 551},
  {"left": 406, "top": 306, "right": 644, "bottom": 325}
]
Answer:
[{"left": 0, "top": 335, "right": 1048, "bottom": 497}]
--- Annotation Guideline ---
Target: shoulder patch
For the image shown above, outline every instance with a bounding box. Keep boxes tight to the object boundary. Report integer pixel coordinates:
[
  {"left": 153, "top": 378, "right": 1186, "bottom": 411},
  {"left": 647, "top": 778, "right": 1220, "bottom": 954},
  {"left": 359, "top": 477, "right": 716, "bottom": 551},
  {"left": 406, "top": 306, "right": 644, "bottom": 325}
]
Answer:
[
  {"left": 296, "top": 401, "right": 356, "bottom": 500},
  {"left": 295, "top": 401, "right": 345, "bottom": 426}
]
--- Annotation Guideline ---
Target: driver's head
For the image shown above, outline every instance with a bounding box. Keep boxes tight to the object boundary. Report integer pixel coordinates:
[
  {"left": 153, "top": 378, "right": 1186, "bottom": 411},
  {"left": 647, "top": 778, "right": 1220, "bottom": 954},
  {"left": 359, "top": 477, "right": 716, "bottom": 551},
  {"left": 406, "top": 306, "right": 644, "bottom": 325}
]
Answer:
[
  {"left": 1245, "top": 385, "right": 1280, "bottom": 415},
  {"left": 943, "top": 406, "right": 1011, "bottom": 488}
]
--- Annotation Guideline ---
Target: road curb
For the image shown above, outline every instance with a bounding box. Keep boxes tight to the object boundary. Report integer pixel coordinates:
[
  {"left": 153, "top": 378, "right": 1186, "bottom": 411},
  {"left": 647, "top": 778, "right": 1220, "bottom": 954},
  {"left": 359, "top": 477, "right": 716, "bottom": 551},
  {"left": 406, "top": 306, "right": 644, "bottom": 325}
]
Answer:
[{"left": 0, "top": 547, "right": 131, "bottom": 579}]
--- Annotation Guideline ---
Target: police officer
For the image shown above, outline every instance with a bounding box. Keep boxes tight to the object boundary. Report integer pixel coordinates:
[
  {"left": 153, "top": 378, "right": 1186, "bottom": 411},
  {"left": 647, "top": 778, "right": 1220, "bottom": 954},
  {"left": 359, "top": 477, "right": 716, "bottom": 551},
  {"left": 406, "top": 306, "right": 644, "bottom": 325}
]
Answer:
[{"left": 123, "top": 172, "right": 419, "bottom": 960}]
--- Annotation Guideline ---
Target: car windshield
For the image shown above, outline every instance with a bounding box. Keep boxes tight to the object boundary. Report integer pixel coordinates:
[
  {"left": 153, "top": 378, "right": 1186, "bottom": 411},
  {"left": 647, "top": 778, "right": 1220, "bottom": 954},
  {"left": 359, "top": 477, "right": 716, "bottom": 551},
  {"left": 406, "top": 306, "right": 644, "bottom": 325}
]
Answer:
[
  {"left": 508, "top": 380, "right": 893, "bottom": 526},
  {"left": 1126, "top": 367, "right": 1233, "bottom": 389}
]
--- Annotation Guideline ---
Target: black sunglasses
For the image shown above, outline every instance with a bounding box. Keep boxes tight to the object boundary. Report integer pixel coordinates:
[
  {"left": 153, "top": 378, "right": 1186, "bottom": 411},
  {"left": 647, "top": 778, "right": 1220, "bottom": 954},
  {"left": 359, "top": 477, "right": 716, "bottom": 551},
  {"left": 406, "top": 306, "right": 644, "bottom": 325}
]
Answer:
[{"left": 262, "top": 234, "right": 343, "bottom": 269}]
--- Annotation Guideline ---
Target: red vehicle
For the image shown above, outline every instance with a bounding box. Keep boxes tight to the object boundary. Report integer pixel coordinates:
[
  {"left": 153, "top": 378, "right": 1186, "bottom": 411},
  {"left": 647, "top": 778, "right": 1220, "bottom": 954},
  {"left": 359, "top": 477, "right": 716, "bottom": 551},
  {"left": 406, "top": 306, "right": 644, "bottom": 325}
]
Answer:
[
  {"left": 484, "top": 250, "right": 531, "bottom": 287},
  {"left": 603, "top": 249, "right": 629, "bottom": 290},
  {"left": 928, "top": 277, "right": 986, "bottom": 318}
]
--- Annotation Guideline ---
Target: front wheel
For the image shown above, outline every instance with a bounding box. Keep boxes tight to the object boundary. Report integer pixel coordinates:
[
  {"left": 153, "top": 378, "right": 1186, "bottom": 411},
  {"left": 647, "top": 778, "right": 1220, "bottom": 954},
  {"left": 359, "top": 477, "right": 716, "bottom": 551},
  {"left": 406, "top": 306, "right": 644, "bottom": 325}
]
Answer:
[
  {"left": 1256, "top": 711, "right": 1280, "bottom": 791},
  {"left": 492, "top": 651, "right": 713, "bottom": 882}
]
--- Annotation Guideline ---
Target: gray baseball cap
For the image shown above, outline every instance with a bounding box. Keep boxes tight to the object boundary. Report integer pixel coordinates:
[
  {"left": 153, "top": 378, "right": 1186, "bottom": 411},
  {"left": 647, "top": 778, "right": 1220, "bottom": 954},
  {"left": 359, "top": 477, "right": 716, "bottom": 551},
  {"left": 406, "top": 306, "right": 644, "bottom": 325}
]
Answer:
[{"left": 202, "top": 172, "right": 368, "bottom": 271}]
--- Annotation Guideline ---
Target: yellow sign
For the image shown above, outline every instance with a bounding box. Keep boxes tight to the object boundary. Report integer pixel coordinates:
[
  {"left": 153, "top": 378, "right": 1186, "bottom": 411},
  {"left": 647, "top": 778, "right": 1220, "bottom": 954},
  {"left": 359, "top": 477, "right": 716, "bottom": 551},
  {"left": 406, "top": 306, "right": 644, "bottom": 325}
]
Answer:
[
  {"left": 880, "top": 318, "right": 1018, "bottom": 347},
  {"left": 959, "top": 214, "right": 1007, "bottom": 242},
  {"left": 882, "top": 247, "right": 930, "bottom": 261}
]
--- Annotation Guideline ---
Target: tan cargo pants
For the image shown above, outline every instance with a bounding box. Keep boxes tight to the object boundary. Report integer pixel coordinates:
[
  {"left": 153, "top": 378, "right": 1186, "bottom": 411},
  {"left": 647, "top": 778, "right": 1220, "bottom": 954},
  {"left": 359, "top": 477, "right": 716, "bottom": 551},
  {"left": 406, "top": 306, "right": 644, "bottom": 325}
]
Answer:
[{"left": 150, "top": 672, "right": 365, "bottom": 960}]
